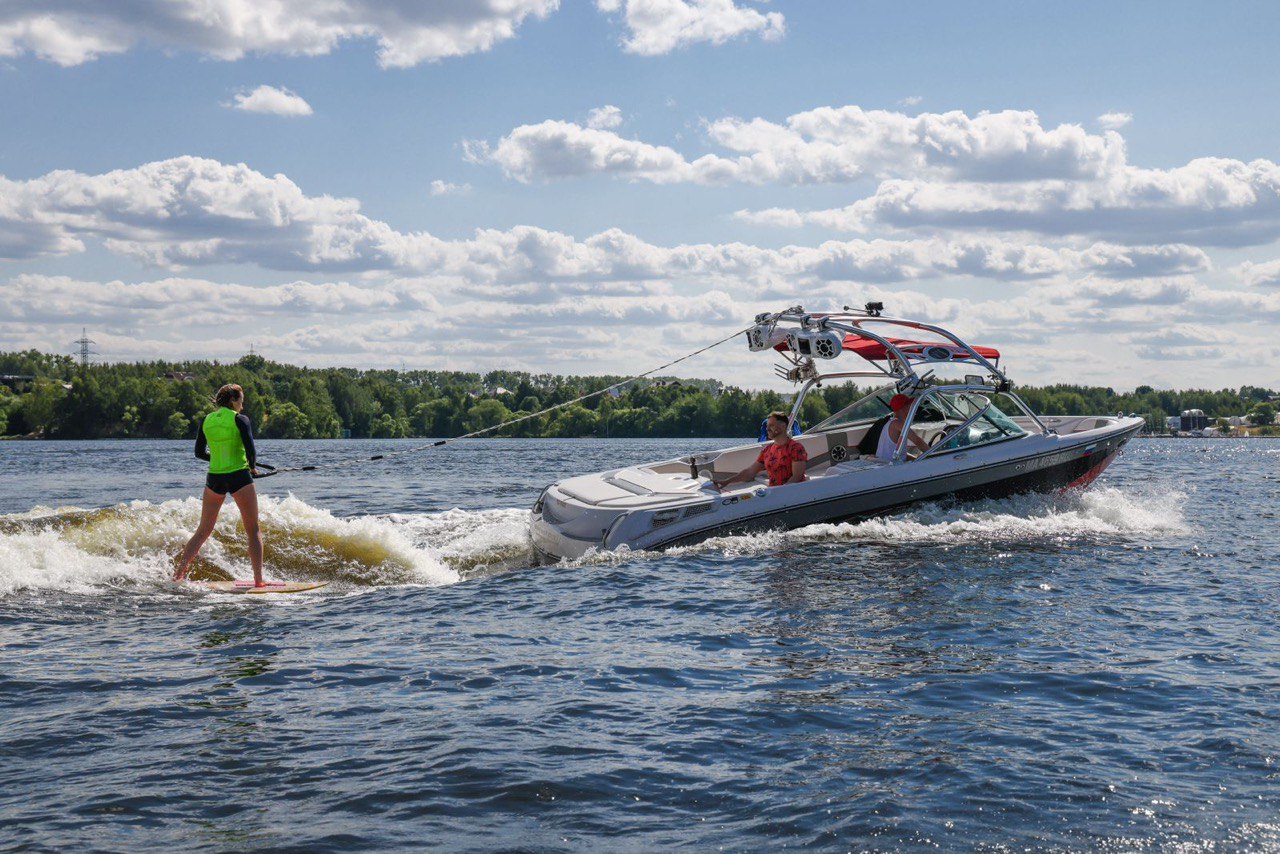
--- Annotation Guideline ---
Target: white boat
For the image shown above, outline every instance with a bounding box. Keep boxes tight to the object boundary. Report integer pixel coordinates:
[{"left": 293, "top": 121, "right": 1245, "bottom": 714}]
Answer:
[{"left": 530, "top": 304, "right": 1143, "bottom": 562}]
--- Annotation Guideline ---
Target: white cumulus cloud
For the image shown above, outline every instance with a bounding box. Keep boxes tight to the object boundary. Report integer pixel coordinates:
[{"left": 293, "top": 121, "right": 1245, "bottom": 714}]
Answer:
[
  {"left": 477, "top": 106, "right": 1129, "bottom": 185},
  {"left": 1236, "top": 258, "right": 1280, "bottom": 288},
  {"left": 586, "top": 105, "right": 624, "bottom": 130},
  {"left": 0, "top": 1, "right": 559, "bottom": 68},
  {"left": 429, "top": 180, "right": 471, "bottom": 196},
  {"left": 6, "top": 266, "right": 1272, "bottom": 388},
  {"left": 231, "top": 85, "right": 313, "bottom": 117},
  {"left": 0, "top": 156, "right": 1230, "bottom": 287},
  {"left": 766, "top": 157, "right": 1280, "bottom": 246},
  {"left": 1098, "top": 112, "right": 1133, "bottom": 130},
  {"left": 472, "top": 121, "right": 701, "bottom": 183},
  {"left": 481, "top": 104, "right": 1280, "bottom": 247},
  {"left": 597, "top": 0, "right": 784, "bottom": 55}
]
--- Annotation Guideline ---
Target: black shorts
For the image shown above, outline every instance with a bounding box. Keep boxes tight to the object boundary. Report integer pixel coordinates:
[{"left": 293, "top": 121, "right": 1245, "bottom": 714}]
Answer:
[{"left": 206, "top": 468, "right": 254, "bottom": 495}]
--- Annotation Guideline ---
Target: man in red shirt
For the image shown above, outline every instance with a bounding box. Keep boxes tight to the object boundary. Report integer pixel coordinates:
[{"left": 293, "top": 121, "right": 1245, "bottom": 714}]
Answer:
[{"left": 714, "top": 411, "right": 808, "bottom": 490}]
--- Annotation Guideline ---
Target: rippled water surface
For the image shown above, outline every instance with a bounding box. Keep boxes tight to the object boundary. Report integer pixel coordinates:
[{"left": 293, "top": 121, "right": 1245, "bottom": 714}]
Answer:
[{"left": 2, "top": 437, "right": 1278, "bottom": 850}]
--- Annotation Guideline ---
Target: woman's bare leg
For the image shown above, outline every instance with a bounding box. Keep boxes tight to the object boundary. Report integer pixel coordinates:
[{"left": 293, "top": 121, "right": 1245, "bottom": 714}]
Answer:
[
  {"left": 174, "top": 488, "right": 225, "bottom": 580},
  {"left": 230, "top": 483, "right": 264, "bottom": 586}
]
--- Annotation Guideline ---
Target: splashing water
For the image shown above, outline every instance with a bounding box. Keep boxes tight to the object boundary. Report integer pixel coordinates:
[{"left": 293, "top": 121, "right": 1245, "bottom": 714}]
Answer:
[
  {"left": 560, "top": 486, "right": 1188, "bottom": 567},
  {"left": 0, "top": 493, "right": 459, "bottom": 596},
  {"left": 390, "top": 507, "right": 534, "bottom": 578},
  {"left": 1, "top": 484, "right": 1187, "bottom": 595}
]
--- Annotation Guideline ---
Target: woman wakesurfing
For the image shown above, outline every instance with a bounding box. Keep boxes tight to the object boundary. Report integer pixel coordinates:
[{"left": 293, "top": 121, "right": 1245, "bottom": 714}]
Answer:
[{"left": 173, "top": 383, "right": 267, "bottom": 587}]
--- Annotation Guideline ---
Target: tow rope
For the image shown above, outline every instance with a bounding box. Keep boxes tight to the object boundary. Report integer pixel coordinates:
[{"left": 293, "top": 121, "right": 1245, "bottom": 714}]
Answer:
[{"left": 253, "top": 323, "right": 752, "bottom": 479}]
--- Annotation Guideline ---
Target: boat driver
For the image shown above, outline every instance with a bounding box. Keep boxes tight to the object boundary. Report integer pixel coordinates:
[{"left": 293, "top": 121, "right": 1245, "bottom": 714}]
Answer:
[
  {"left": 877, "top": 394, "right": 930, "bottom": 461},
  {"left": 714, "top": 411, "right": 808, "bottom": 490}
]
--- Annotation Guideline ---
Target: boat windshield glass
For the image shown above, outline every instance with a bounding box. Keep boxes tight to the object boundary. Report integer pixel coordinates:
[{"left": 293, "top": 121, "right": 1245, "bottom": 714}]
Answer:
[
  {"left": 931, "top": 392, "right": 1027, "bottom": 451},
  {"left": 810, "top": 385, "right": 899, "bottom": 432}
]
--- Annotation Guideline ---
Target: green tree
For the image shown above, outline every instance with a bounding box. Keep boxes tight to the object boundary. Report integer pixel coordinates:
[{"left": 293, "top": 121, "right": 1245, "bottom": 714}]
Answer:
[
  {"left": 370, "top": 412, "right": 408, "bottom": 438},
  {"left": 714, "top": 387, "right": 756, "bottom": 436},
  {"left": 600, "top": 407, "right": 648, "bottom": 437},
  {"left": 463, "top": 399, "right": 514, "bottom": 435},
  {"left": 121, "top": 405, "right": 141, "bottom": 437},
  {"left": 800, "top": 392, "right": 831, "bottom": 428},
  {"left": 263, "top": 401, "right": 314, "bottom": 439},
  {"left": 21, "top": 379, "right": 67, "bottom": 436},
  {"left": 655, "top": 392, "right": 716, "bottom": 435},
  {"left": 165, "top": 412, "right": 192, "bottom": 439},
  {"left": 548, "top": 405, "right": 598, "bottom": 437},
  {"left": 1249, "top": 402, "right": 1276, "bottom": 427}
]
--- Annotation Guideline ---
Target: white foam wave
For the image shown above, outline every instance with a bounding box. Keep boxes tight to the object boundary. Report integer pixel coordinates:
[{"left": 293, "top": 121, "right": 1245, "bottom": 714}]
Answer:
[
  {"left": 0, "top": 527, "right": 154, "bottom": 596},
  {"left": 263, "top": 494, "right": 457, "bottom": 586},
  {"left": 790, "top": 486, "right": 1190, "bottom": 546},
  {"left": 2, "top": 487, "right": 1189, "bottom": 593},
  {"left": 561, "top": 487, "right": 1189, "bottom": 567},
  {"left": 389, "top": 507, "right": 532, "bottom": 576},
  {"left": 0, "top": 493, "right": 457, "bottom": 597}
]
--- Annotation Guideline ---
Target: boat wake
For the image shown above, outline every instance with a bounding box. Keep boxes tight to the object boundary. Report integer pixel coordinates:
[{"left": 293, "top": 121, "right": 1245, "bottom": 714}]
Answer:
[
  {"left": 0, "top": 494, "right": 465, "bottom": 597},
  {"left": 0, "top": 487, "right": 1187, "bottom": 596},
  {"left": 562, "top": 486, "right": 1190, "bottom": 566}
]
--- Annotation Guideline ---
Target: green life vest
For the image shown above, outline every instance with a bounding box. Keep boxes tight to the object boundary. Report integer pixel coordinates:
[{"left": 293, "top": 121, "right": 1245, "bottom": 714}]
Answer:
[{"left": 203, "top": 407, "right": 249, "bottom": 474}]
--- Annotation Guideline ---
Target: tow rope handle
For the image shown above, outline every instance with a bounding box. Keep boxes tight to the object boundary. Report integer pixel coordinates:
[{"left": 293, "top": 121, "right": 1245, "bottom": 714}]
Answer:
[{"left": 252, "top": 462, "right": 317, "bottom": 479}]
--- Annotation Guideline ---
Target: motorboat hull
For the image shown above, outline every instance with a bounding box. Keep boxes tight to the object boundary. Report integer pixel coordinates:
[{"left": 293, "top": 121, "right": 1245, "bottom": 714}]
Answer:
[{"left": 530, "top": 417, "right": 1142, "bottom": 563}]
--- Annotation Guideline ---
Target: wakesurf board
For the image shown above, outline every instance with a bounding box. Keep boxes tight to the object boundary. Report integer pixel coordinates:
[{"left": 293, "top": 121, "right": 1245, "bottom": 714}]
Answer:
[{"left": 203, "top": 580, "right": 329, "bottom": 595}]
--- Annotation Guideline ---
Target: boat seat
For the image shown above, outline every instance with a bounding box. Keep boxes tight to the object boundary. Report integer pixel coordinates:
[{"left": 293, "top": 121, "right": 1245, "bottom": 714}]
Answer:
[
  {"left": 557, "top": 466, "right": 710, "bottom": 508},
  {"left": 557, "top": 474, "right": 641, "bottom": 505},
  {"left": 609, "top": 467, "right": 706, "bottom": 495}
]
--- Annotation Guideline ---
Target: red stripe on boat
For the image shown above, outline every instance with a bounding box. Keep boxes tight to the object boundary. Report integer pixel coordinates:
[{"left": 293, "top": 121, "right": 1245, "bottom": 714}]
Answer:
[{"left": 1061, "top": 453, "right": 1116, "bottom": 492}]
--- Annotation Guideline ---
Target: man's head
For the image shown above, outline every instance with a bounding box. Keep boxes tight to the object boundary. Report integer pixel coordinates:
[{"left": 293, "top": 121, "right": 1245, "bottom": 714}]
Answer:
[
  {"left": 889, "top": 394, "right": 913, "bottom": 415},
  {"left": 765, "top": 411, "right": 790, "bottom": 439}
]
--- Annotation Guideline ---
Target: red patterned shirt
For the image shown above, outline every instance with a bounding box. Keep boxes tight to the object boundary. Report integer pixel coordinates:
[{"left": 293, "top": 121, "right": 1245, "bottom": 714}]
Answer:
[{"left": 757, "top": 439, "right": 808, "bottom": 486}]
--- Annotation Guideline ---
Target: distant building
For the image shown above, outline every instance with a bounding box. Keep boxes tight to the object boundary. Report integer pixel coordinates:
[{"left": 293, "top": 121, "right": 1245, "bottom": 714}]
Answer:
[
  {"left": 163, "top": 371, "right": 196, "bottom": 382},
  {"left": 1180, "top": 409, "right": 1208, "bottom": 432},
  {"left": 0, "top": 374, "right": 34, "bottom": 390}
]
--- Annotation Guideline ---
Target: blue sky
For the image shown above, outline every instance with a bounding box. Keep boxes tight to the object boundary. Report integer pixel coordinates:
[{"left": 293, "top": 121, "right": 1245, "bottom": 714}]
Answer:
[{"left": 2, "top": 0, "right": 1279, "bottom": 390}]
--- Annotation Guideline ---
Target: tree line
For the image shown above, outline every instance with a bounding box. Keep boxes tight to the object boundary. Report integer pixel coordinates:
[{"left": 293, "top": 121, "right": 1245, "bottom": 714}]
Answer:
[{"left": 1, "top": 350, "right": 1276, "bottom": 440}]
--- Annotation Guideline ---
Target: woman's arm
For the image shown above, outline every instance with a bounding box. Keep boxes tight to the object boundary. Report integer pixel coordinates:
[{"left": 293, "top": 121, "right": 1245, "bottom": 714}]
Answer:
[
  {"left": 194, "top": 425, "right": 210, "bottom": 462},
  {"left": 235, "top": 413, "right": 257, "bottom": 469}
]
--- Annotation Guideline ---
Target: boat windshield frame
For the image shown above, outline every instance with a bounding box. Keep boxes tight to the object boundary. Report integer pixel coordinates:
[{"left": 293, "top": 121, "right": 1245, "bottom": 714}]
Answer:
[
  {"left": 806, "top": 382, "right": 1034, "bottom": 462},
  {"left": 905, "top": 387, "right": 1029, "bottom": 463}
]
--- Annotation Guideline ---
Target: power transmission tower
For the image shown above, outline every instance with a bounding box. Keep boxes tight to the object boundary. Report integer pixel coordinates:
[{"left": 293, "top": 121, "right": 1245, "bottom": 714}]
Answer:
[{"left": 72, "top": 328, "right": 98, "bottom": 369}]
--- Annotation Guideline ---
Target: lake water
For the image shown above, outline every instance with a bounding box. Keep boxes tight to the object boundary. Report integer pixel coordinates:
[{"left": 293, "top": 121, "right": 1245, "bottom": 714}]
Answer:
[{"left": 2, "top": 437, "right": 1278, "bottom": 850}]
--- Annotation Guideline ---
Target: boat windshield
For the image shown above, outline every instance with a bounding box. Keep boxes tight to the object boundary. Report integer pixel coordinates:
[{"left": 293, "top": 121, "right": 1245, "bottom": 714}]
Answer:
[
  {"left": 810, "top": 385, "right": 899, "bottom": 432},
  {"left": 931, "top": 392, "right": 1027, "bottom": 452},
  {"left": 811, "top": 384, "right": 951, "bottom": 433}
]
